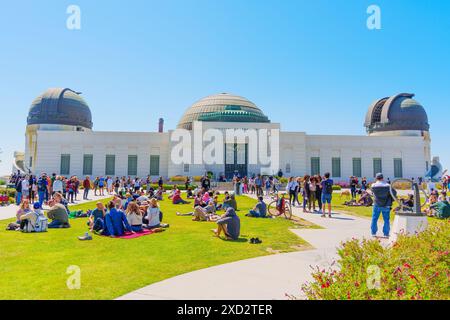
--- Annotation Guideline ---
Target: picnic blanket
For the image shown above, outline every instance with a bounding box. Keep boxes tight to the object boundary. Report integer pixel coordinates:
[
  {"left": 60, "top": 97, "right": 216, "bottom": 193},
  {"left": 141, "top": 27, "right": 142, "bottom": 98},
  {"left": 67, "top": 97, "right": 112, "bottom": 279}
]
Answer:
[{"left": 117, "top": 229, "right": 155, "bottom": 239}]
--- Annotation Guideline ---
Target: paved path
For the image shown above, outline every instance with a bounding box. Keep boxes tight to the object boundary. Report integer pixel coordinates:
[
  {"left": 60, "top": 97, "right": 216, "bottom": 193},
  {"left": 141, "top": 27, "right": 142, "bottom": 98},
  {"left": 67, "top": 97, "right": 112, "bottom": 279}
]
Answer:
[
  {"left": 118, "top": 195, "right": 389, "bottom": 300},
  {"left": 0, "top": 193, "right": 112, "bottom": 221}
]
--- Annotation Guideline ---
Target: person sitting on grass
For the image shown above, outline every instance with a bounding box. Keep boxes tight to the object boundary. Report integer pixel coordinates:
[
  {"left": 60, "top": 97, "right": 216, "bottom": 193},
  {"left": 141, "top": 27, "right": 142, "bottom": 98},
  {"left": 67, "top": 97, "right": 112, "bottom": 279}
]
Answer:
[
  {"left": 126, "top": 201, "right": 144, "bottom": 232},
  {"left": 172, "top": 187, "right": 190, "bottom": 205},
  {"left": 344, "top": 190, "right": 373, "bottom": 207},
  {"left": 143, "top": 198, "right": 163, "bottom": 229},
  {"left": 154, "top": 186, "right": 164, "bottom": 200},
  {"left": 176, "top": 194, "right": 203, "bottom": 217},
  {"left": 16, "top": 199, "right": 32, "bottom": 224},
  {"left": 212, "top": 207, "right": 241, "bottom": 240},
  {"left": 213, "top": 195, "right": 222, "bottom": 211},
  {"left": 47, "top": 198, "right": 70, "bottom": 228},
  {"left": 88, "top": 202, "right": 106, "bottom": 232},
  {"left": 425, "top": 191, "right": 439, "bottom": 216},
  {"left": 246, "top": 196, "right": 267, "bottom": 218},
  {"left": 192, "top": 199, "right": 217, "bottom": 221},
  {"left": 6, "top": 199, "right": 33, "bottom": 231},
  {"left": 137, "top": 191, "right": 149, "bottom": 203},
  {"left": 18, "top": 202, "right": 44, "bottom": 232},
  {"left": 428, "top": 196, "right": 450, "bottom": 219},
  {"left": 186, "top": 187, "right": 194, "bottom": 199},
  {"left": 103, "top": 201, "right": 133, "bottom": 237},
  {"left": 222, "top": 192, "right": 237, "bottom": 211},
  {"left": 201, "top": 189, "right": 211, "bottom": 204}
]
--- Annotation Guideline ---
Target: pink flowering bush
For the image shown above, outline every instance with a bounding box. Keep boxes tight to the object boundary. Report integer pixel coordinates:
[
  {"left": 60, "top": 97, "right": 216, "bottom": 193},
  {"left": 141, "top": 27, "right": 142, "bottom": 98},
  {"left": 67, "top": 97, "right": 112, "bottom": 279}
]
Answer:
[{"left": 301, "top": 221, "right": 450, "bottom": 300}]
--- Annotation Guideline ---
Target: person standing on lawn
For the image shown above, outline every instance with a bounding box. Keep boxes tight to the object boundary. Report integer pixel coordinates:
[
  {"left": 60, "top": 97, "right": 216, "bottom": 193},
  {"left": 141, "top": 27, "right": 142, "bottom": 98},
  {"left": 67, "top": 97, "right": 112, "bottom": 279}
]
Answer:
[{"left": 370, "top": 173, "right": 396, "bottom": 238}]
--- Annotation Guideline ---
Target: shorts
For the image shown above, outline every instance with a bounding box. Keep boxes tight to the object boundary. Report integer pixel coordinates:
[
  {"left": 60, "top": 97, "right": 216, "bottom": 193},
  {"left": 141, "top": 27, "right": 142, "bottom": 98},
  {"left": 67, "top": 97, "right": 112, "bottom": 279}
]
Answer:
[{"left": 321, "top": 193, "right": 332, "bottom": 204}]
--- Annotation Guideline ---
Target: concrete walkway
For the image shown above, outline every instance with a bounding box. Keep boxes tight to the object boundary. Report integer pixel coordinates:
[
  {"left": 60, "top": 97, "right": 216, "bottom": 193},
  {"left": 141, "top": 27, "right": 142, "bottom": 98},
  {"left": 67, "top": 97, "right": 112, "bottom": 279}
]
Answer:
[
  {"left": 0, "top": 193, "right": 112, "bottom": 221},
  {"left": 118, "top": 195, "right": 388, "bottom": 300}
]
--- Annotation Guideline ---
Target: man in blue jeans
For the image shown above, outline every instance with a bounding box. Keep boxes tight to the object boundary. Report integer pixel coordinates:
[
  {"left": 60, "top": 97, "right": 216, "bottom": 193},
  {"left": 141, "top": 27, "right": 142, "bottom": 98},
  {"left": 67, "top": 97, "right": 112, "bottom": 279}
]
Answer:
[{"left": 371, "top": 173, "right": 396, "bottom": 238}]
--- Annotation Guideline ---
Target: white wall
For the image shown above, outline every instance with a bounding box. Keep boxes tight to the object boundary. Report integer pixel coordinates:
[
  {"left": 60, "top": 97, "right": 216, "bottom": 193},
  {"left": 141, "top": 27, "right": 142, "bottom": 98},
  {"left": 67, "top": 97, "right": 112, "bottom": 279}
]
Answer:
[
  {"left": 304, "top": 134, "right": 428, "bottom": 181},
  {"left": 32, "top": 130, "right": 170, "bottom": 178},
  {"left": 29, "top": 125, "right": 430, "bottom": 181}
]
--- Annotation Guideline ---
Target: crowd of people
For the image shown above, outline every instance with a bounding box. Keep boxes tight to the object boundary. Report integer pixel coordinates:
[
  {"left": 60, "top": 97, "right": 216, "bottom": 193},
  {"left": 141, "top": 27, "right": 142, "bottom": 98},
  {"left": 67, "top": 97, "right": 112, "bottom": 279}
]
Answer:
[{"left": 6, "top": 169, "right": 449, "bottom": 241}]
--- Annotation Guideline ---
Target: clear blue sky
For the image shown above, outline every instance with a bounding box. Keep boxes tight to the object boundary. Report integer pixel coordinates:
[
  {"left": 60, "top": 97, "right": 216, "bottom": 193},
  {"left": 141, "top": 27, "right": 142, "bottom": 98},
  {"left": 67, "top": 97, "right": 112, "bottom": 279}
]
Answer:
[{"left": 0, "top": 0, "right": 449, "bottom": 175}]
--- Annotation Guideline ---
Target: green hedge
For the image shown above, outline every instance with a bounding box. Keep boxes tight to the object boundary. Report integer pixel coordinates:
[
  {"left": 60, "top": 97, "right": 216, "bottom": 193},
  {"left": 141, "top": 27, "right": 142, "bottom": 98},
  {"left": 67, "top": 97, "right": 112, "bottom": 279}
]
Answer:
[
  {"left": 332, "top": 185, "right": 342, "bottom": 191},
  {"left": 143, "top": 184, "right": 197, "bottom": 191}
]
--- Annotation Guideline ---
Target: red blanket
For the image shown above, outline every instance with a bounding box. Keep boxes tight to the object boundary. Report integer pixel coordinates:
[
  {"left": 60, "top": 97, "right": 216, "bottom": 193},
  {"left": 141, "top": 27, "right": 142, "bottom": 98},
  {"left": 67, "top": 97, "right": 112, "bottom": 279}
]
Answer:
[{"left": 118, "top": 229, "right": 155, "bottom": 239}]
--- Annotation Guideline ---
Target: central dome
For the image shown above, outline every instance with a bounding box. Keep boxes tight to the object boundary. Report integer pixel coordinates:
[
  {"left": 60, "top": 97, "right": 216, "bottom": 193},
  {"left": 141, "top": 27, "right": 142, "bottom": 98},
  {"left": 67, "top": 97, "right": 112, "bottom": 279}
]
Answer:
[{"left": 177, "top": 93, "right": 270, "bottom": 130}]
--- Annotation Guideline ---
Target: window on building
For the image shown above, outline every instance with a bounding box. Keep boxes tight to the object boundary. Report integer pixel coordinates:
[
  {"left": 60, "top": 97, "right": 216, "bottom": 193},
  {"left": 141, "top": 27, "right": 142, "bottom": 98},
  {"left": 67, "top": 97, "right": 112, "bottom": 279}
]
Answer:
[
  {"left": 29, "top": 156, "right": 33, "bottom": 168},
  {"left": 183, "top": 164, "right": 189, "bottom": 173},
  {"left": 83, "top": 154, "right": 93, "bottom": 176},
  {"left": 286, "top": 163, "right": 291, "bottom": 174},
  {"left": 373, "top": 158, "right": 382, "bottom": 177},
  {"left": 426, "top": 161, "right": 429, "bottom": 172},
  {"left": 105, "top": 155, "right": 115, "bottom": 176},
  {"left": 352, "top": 158, "right": 362, "bottom": 177},
  {"left": 332, "top": 157, "right": 341, "bottom": 177},
  {"left": 60, "top": 154, "right": 71, "bottom": 175},
  {"left": 128, "top": 155, "right": 138, "bottom": 176},
  {"left": 150, "top": 155, "right": 160, "bottom": 176},
  {"left": 394, "top": 158, "right": 403, "bottom": 178},
  {"left": 311, "top": 157, "right": 320, "bottom": 175}
]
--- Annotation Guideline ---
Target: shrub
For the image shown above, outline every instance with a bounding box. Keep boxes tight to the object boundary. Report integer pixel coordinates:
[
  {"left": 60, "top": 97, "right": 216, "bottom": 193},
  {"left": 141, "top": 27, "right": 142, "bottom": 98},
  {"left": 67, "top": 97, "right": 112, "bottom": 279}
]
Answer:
[
  {"left": 1, "top": 188, "right": 17, "bottom": 198},
  {"left": 0, "top": 180, "right": 6, "bottom": 186},
  {"left": 169, "top": 176, "right": 186, "bottom": 182},
  {"left": 301, "top": 221, "right": 450, "bottom": 300},
  {"left": 279, "top": 177, "right": 289, "bottom": 184},
  {"left": 332, "top": 185, "right": 342, "bottom": 191},
  {"left": 145, "top": 184, "right": 197, "bottom": 191}
]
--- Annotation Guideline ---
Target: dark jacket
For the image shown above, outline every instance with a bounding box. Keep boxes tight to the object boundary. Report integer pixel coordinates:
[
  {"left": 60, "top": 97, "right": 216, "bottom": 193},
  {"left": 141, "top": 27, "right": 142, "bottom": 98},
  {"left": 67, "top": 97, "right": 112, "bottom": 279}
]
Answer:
[{"left": 371, "top": 181, "right": 396, "bottom": 207}]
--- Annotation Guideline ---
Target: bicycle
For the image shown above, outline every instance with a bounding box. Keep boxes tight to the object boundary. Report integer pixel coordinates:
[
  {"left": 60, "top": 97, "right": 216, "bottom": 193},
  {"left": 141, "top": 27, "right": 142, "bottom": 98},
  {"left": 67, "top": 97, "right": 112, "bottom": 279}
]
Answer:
[{"left": 267, "top": 194, "right": 292, "bottom": 219}]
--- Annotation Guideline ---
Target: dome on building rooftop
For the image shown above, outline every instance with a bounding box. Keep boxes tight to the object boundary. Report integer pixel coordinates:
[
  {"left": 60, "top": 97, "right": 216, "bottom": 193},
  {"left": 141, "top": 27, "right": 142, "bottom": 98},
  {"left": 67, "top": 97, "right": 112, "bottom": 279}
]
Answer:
[
  {"left": 27, "top": 88, "right": 93, "bottom": 129},
  {"left": 364, "top": 93, "right": 429, "bottom": 135},
  {"left": 177, "top": 93, "right": 270, "bottom": 130}
]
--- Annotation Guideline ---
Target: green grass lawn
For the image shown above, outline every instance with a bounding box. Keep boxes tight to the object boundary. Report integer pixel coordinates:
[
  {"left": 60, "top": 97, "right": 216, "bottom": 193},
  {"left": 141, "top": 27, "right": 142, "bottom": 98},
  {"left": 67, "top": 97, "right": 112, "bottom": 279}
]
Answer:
[{"left": 0, "top": 195, "right": 310, "bottom": 300}]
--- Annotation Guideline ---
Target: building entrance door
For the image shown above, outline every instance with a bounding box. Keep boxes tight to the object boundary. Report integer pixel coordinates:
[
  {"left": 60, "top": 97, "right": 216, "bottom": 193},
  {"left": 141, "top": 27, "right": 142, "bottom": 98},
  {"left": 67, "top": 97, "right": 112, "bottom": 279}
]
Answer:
[{"left": 224, "top": 143, "right": 248, "bottom": 180}]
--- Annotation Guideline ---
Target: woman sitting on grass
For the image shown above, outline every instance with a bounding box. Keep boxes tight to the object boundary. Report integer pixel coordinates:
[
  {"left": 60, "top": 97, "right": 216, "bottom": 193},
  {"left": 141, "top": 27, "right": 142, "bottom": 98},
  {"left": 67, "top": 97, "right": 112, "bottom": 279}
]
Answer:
[
  {"left": 126, "top": 202, "right": 144, "bottom": 232},
  {"left": 144, "top": 198, "right": 163, "bottom": 229},
  {"left": 212, "top": 207, "right": 241, "bottom": 240},
  {"left": 88, "top": 202, "right": 106, "bottom": 232},
  {"left": 16, "top": 199, "right": 32, "bottom": 224},
  {"left": 172, "top": 187, "right": 190, "bottom": 205},
  {"left": 103, "top": 201, "right": 133, "bottom": 237}
]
